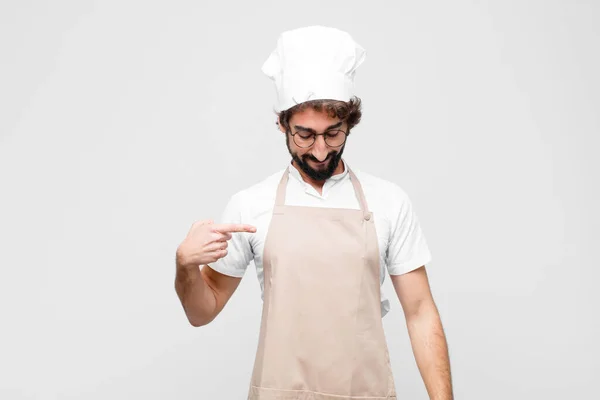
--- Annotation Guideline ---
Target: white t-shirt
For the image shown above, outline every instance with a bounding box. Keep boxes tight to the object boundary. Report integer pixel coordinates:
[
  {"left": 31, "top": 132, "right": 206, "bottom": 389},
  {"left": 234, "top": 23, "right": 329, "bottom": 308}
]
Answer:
[{"left": 210, "top": 160, "right": 432, "bottom": 317}]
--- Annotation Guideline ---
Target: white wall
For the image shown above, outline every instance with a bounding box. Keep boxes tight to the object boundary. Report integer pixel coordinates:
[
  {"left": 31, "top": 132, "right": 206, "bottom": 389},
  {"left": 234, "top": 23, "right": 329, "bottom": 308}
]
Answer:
[{"left": 1, "top": 1, "right": 598, "bottom": 399}]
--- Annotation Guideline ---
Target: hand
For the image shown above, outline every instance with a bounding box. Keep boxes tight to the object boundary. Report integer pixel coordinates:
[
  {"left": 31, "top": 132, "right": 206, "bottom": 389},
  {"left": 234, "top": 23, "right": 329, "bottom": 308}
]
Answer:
[{"left": 176, "top": 220, "right": 256, "bottom": 268}]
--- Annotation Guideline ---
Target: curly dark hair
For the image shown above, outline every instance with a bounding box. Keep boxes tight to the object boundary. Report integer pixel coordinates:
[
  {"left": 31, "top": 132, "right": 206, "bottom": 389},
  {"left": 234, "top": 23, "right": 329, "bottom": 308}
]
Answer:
[{"left": 276, "top": 96, "right": 363, "bottom": 135}]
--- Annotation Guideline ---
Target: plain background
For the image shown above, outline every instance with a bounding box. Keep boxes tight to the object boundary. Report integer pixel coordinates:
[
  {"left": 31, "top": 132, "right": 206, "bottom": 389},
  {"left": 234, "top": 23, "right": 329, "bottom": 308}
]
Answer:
[{"left": 1, "top": 1, "right": 598, "bottom": 399}]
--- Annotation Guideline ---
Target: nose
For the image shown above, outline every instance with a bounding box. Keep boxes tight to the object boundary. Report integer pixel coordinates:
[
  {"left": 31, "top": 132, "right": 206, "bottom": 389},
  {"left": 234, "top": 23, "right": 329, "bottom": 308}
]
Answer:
[{"left": 312, "top": 135, "right": 328, "bottom": 161}]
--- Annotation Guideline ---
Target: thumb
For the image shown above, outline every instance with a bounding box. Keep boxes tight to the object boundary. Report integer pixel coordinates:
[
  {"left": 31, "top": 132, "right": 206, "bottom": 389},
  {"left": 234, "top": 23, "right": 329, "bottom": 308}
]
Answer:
[{"left": 198, "top": 219, "right": 214, "bottom": 226}]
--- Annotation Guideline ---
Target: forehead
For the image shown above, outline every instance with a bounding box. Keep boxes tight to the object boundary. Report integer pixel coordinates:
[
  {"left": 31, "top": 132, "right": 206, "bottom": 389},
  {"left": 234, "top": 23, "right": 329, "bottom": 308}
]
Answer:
[{"left": 289, "top": 108, "right": 343, "bottom": 130}]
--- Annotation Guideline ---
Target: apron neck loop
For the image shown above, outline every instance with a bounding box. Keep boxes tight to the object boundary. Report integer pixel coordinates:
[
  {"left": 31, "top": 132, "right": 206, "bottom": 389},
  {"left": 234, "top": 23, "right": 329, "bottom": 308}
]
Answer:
[{"left": 275, "top": 166, "right": 371, "bottom": 219}]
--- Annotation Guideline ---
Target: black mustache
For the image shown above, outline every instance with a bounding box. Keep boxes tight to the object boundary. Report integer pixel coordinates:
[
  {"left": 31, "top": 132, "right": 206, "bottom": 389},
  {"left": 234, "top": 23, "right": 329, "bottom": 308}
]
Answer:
[{"left": 305, "top": 153, "right": 334, "bottom": 162}]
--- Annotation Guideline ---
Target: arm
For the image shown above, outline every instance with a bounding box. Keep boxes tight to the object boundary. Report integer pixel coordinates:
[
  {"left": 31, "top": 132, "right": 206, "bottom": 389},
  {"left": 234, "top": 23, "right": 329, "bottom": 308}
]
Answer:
[
  {"left": 174, "top": 193, "right": 255, "bottom": 326},
  {"left": 174, "top": 256, "right": 241, "bottom": 327},
  {"left": 391, "top": 266, "right": 453, "bottom": 400}
]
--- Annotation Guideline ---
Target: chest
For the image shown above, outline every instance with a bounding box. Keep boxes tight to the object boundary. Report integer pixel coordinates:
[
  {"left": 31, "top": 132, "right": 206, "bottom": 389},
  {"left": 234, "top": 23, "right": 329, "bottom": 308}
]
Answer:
[
  {"left": 248, "top": 209, "right": 391, "bottom": 269},
  {"left": 243, "top": 172, "right": 394, "bottom": 269}
]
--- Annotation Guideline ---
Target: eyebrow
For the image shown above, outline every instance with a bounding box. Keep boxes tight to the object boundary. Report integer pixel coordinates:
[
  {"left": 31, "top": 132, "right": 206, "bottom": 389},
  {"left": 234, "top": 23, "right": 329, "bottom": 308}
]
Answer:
[{"left": 293, "top": 121, "right": 343, "bottom": 134}]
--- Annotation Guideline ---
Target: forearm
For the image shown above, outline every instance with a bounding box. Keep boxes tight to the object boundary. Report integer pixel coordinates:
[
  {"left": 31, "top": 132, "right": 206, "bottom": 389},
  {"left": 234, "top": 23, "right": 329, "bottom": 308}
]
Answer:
[
  {"left": 405, "top": 302, "right": 453, "bottom": 400},
  {"left": 174, "top": 256, "right": 217, "bottom": 327}
]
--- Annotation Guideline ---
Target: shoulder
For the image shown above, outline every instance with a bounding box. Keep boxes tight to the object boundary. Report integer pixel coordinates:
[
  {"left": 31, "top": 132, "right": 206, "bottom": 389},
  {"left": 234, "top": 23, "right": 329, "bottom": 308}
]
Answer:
[
  {"left": 235, "top": 168, "right": 285, "bottom": 200},
  {"left": 350, "top": 167, "right": 422, "bottom": 235},
  {"left": 351, "top": 167, "right": 411, "bottom": 206},
  {"left": 222, "top": 168, "right": 286, "bottom": 216}
]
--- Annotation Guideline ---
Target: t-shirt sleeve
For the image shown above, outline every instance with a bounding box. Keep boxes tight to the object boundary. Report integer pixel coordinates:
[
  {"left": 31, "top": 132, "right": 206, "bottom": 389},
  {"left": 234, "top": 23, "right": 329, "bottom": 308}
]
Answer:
[
  {"left": 386, "top": 188, "right": 432, "bottom": 275},
  {"left": 208, "top": 192, "right": 254, "bottom": 277}
]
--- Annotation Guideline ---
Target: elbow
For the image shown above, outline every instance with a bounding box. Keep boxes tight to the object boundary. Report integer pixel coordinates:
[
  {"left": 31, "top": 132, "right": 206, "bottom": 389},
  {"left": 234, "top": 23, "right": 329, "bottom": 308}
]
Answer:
[
  {"left": 189, "top": 319, "right": 207, "bottom": 328},
  {"left": 187, "top": 313, "right": 216, "bottom": 327},
  {"left": 188, "top": 318, "right": 207, "bottom": 328}
]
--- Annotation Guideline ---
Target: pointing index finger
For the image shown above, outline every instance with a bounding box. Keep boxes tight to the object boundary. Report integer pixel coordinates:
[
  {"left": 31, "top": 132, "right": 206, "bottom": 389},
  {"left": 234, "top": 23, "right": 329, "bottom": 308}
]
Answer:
[{"left": 213, "top": 223, "right": 257, "bottom": 234}]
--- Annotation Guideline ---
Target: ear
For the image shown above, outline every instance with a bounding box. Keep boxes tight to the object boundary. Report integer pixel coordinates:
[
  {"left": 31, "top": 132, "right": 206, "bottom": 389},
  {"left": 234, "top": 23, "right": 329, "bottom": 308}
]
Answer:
[{"left": 277, "top": 118, "right": 286, "bottom": 133}]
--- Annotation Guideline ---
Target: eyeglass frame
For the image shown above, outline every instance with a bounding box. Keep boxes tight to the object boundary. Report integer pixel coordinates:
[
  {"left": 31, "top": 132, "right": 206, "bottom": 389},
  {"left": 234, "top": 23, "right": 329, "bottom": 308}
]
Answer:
[{"left": 287, "top": 128, "right": 348, "bottom": 148}]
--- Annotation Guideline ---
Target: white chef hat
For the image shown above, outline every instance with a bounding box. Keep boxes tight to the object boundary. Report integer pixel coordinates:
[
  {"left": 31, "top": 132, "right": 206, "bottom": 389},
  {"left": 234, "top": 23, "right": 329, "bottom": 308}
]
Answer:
[{"left": 262, "top": 25, "right": 366, "bottom": 112}]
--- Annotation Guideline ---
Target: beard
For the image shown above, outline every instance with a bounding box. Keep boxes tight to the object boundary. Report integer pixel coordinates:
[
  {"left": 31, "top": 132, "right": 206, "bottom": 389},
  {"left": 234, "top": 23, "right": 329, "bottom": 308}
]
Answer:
[{"left": 286, "top": 134, "right": 345, "bottom": 181}]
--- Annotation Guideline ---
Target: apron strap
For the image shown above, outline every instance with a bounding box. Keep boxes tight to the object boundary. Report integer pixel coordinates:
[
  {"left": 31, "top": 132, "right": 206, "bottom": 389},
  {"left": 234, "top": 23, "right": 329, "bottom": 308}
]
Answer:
[
  {"left": 275, "top": 168, "right": 290, "bottom": 206},
  {"left": 348, "top": 168, "right": 370, "bottom": 218},
  {"left": 275, "top": 165, "right": 371, "bottom": 218}
]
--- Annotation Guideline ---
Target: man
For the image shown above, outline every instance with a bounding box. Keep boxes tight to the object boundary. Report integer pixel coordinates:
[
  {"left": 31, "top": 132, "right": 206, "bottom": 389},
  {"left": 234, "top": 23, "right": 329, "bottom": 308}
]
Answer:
[{"left": 175, "top": 26, "right": 453, "bottom": 400}]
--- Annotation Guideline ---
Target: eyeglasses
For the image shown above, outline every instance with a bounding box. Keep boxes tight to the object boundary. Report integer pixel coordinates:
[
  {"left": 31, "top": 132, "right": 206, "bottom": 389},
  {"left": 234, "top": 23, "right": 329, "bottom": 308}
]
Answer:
[{"left": 289, "top": 129, "right": 347, "bottom": 148}]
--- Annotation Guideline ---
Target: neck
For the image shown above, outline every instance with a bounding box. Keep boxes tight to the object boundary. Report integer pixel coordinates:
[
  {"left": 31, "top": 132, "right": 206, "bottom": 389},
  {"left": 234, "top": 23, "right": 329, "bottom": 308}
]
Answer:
[{"left": 291, "top": 159, "right": 346, "bottom": 193}]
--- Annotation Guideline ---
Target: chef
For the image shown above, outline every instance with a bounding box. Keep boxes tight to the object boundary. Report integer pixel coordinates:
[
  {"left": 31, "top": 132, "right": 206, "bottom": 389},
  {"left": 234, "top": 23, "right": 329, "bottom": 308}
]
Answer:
[{"left": 175, "top": 26, "right": 453, "bottom": 400}]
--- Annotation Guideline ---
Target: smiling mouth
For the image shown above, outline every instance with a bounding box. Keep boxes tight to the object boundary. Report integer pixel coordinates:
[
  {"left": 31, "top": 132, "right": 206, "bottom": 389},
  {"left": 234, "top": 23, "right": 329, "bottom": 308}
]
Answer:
[{"left": 311, "top": 159, "right": 329, "bottom": 167}]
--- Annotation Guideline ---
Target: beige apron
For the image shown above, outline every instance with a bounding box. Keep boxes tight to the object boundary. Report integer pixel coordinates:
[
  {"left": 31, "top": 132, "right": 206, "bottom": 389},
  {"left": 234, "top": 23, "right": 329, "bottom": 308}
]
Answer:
[{"left": 248, "top": 166, "right": 397, "bottom": 400}]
